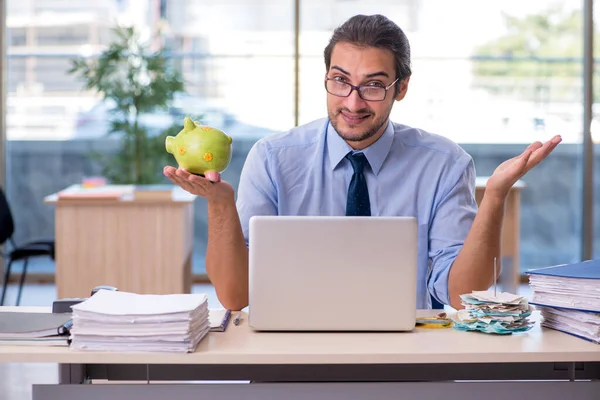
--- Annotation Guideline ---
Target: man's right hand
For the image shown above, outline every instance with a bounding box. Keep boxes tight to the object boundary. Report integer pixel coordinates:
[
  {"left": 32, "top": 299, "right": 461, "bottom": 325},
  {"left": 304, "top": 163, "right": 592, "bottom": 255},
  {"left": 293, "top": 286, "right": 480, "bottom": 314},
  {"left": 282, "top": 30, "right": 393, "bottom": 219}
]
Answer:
[
  {"left": 163, "top": 166, "right": 234, "bottom": 203},
  {"left": 165, "top": 165, "right": 248, "bottom": 310}
]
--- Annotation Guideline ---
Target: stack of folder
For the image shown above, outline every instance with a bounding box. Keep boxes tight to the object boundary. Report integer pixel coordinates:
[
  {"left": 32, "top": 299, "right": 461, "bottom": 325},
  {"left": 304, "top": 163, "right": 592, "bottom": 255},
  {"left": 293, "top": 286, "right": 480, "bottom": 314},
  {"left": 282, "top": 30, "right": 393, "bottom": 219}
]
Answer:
[
  {"left": 69, "top": 290, "right": 211, "bottom": 353},
  {"left": 527, "top": 259, "right": 600, "bottom": 344}
]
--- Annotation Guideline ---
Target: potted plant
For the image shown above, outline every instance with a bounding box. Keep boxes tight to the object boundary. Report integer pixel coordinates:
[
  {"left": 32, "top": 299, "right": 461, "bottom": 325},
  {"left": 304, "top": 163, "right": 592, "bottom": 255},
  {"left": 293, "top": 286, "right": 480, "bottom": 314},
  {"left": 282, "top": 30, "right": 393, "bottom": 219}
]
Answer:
[{"left": 69, "top": 25, "right": 185, "bottom": 184}]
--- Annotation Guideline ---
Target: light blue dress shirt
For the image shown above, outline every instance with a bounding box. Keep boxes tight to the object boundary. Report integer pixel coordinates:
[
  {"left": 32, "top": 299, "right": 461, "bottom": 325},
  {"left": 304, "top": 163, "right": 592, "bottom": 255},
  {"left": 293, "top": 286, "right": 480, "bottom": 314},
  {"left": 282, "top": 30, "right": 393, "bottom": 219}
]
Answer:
[{"left": 236, "top": 117, "right": 478, "bottom": 308}]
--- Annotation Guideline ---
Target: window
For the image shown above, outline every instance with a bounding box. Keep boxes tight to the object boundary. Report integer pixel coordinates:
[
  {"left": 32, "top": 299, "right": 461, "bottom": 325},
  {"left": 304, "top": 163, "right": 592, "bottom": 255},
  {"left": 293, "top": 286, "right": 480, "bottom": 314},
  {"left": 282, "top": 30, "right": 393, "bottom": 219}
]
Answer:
[{"left": 3, "top": 0, "right": 594, "bottom": 283}]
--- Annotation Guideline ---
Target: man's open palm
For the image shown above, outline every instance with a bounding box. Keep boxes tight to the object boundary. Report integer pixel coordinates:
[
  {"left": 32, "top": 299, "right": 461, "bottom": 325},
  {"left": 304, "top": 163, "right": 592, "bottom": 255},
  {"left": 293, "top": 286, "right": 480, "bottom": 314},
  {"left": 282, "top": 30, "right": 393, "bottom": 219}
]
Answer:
[
  {"left": 163, "top": 166, "right": 234, "bottom": 203},
  {"left": 486, "top": 135, "right": 562, "bottom": 199}
]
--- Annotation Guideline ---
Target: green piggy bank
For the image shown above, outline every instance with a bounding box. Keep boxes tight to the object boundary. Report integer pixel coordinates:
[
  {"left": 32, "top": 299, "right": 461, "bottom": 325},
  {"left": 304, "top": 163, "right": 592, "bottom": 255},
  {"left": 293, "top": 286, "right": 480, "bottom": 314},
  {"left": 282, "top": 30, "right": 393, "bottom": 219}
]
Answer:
[{"left": 166, "top": 116, "right": 233, "bottom": 175}]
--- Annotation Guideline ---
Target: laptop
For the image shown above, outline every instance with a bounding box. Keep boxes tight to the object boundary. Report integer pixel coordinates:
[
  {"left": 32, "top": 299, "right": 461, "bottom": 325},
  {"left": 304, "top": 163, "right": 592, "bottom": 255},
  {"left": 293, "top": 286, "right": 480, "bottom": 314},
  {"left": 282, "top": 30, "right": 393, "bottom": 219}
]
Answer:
[{"left": 248, "top": 215, "right": 418, "bottom": 331}]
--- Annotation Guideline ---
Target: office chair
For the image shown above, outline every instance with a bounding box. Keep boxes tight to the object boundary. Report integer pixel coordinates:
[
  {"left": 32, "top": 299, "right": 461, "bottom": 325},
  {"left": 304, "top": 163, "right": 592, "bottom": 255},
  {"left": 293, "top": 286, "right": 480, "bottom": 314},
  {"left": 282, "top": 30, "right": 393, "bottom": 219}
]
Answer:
[{"left": 0, "top": 187, "right": 55, "bottom": 306}]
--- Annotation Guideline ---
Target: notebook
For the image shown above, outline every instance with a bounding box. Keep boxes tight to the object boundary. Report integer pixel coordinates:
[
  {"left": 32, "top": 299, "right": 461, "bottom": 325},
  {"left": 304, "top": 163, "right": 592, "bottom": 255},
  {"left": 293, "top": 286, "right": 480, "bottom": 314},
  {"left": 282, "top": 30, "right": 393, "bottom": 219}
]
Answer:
[{"left": 209, "top": 309, "right": 232, "bottom": 332}]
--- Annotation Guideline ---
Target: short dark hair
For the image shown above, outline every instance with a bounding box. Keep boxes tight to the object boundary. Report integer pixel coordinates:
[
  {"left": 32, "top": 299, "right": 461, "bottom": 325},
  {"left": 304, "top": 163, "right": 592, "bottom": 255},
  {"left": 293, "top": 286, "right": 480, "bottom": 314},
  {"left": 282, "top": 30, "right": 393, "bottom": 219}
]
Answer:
[{"left": 324, "top": 14, "right": 412, "bottom": 95}]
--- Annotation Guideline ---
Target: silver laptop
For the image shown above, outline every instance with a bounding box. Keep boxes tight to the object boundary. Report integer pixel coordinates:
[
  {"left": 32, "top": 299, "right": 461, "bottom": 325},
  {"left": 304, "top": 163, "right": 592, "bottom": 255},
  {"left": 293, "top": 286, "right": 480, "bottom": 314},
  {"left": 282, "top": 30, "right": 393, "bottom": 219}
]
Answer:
[{"left": 248, "top": 216, "right": 418, "bottom": 331}]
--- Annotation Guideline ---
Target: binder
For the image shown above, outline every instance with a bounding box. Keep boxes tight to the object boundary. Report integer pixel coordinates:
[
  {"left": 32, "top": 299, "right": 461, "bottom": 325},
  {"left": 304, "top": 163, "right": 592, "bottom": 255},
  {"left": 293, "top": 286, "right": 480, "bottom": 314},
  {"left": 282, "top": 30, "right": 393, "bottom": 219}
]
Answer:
[
  {"left": 535, "top": 305, "right": 600, "bottom": 345},
  {"left": 526, "top": 259, "right": 600, "bottom": 313},
  {"left": 527, "top": 260, "right": 600, "bottom": 344},
  {"left": 0, "top": 312, "right": 72, "bottom": 338},
  {"left": 526, "top": 259, "right": 600, "bottom": 279},
  {"left": 0, "top": 312, "right": 72, "bottom": 346}
]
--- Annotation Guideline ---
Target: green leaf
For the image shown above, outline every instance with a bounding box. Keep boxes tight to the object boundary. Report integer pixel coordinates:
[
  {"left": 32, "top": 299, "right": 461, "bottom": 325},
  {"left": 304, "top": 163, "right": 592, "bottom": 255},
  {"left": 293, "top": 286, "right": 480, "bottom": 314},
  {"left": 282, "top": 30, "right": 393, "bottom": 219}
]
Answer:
[
  {"left": 68, "top": 25, "right": 185, "bottom": 184},
  {"left": 471, "top": 5, "right": 589, "bottom": 102}
]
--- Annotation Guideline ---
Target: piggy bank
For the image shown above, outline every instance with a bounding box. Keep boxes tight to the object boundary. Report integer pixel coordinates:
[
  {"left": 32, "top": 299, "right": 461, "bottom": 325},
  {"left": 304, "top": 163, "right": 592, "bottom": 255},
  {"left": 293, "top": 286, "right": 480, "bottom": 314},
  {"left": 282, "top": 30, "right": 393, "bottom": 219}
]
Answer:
[{"left": 166, "top": 116, "right": 233, "bottom": 175}]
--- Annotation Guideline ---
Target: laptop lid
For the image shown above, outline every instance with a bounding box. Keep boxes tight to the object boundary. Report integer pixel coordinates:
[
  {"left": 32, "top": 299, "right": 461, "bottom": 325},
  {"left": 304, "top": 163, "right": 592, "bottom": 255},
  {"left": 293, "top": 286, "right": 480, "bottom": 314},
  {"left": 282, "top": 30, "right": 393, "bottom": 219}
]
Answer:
[{"left": 248, "top": 216, "right": 418, "bottom": 331}]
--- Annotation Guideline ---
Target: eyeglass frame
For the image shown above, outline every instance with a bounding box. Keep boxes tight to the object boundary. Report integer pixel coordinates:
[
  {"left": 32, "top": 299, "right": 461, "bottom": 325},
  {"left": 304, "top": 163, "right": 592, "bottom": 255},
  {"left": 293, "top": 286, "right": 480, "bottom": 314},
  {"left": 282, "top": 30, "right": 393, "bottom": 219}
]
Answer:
[{"left": 324, "top": 76, "right": 401, "bottom": 102}]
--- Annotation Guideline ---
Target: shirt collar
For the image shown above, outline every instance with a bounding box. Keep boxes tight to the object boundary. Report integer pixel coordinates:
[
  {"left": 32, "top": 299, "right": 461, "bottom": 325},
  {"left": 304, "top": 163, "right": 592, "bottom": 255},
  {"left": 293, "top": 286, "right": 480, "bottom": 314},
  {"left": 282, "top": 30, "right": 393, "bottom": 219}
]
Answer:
[{"left": 326, "top": 119, "right": 394, "bottom": 176}]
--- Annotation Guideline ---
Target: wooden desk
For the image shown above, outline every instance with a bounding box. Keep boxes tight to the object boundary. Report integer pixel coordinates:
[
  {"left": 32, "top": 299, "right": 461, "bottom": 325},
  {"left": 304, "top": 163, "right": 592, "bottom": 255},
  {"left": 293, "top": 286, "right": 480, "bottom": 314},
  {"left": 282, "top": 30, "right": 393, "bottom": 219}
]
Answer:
[
  {"left": 1, "top": 307, "right": 599, "bottom": 399},
  {"left": 44, "top": 185, "right": 196, "bottom": 298},
  {"left": 1, "top": 308, "right": 599, "bottom": 365},
  {"left": 475, "top": 177, "right": 525, "bottom": 293}
]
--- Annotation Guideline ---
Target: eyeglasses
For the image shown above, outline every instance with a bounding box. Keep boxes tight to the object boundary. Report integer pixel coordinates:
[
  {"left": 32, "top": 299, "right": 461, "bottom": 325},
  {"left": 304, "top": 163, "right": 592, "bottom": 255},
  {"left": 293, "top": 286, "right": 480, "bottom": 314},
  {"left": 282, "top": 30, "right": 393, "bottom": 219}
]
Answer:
[{"left": 324, "top": 77, "right": 400, "bottom": 101}]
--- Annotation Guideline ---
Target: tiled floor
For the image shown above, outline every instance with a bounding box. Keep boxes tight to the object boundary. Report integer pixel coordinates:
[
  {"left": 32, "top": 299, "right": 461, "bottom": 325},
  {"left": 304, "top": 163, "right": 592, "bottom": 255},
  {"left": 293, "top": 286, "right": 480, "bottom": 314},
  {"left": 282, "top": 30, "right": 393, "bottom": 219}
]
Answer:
[{"left": 1, "top": 282, "right": 532, "bottom": 400}]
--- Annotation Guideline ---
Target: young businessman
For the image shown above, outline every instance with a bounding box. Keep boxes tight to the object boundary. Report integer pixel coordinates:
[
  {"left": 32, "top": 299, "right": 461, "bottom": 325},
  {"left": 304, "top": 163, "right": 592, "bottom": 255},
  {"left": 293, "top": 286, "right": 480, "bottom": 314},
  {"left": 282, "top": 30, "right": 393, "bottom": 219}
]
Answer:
[{"left": 164, "top": 14, "right": 561, "bottom": 311}]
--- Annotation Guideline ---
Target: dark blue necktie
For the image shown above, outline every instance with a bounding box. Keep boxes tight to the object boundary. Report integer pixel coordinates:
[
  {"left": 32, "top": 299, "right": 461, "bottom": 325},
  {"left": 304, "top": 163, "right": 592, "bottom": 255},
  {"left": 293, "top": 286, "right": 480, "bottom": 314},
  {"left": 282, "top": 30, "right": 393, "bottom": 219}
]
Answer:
[{"left": 346, "top": 152, "right": 371, "bottom": 216}]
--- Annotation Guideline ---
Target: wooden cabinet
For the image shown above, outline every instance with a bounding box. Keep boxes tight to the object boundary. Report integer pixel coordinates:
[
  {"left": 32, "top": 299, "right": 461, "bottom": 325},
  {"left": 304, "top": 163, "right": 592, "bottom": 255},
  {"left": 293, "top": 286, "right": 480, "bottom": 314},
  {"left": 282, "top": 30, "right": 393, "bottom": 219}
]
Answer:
[{"left": 45, "top": 185, "right": 195, "bottom": 298}]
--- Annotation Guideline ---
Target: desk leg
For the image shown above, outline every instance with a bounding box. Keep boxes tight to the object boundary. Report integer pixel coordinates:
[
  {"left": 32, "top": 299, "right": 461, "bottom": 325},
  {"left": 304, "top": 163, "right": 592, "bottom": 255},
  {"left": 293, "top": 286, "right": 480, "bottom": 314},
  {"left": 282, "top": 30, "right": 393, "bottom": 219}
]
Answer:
[
  {"left": 59, "top": 364, "right": 86, "bottom": 384},
  {"left": 33, "top": 381, "right": 600, "bottom": 400}
]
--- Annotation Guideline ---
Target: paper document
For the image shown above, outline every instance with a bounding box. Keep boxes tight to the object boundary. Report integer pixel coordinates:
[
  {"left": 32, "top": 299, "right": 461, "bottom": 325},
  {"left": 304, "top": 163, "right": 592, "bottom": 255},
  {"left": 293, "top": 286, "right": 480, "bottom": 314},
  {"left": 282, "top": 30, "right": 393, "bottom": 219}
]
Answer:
[
  {"left": 468, "top": 290, "right": 525, "bottom": 305},
  {"left": 69, "top": 290, "right": 211, "bottom": 353},
  {"left": 71, "top": 290, "right": 208, "bottom": 315},
  {"left": 526, "top": 260, "right": 600, "bottom": 343},
  {"left": 526, "top": 260, "right": 600, "bottom": 312},
  {"left": 452, "top": 290, "right": 534, "bottom": 335},
  {"left": 537, "top": 305, "right": 600, "bottom": 344}
]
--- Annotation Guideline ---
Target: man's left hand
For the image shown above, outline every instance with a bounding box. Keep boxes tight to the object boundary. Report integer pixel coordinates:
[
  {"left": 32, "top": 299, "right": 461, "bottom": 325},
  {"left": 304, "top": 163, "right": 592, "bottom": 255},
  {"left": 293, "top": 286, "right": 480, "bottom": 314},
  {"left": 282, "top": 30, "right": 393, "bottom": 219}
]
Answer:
[{"left": 485, "top": 135, "right": 562, "bottom": 200}]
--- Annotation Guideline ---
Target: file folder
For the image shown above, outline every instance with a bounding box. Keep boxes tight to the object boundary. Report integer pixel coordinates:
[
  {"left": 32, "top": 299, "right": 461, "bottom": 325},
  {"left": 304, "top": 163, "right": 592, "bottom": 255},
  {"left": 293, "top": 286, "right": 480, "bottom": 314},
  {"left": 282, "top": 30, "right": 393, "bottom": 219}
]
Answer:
[
  {"left": 526, "top": 259, "right": 600, "bottom": 313},
  {"left": 526, "top": 259, "right": 600, "bottom": 279},
  {"left": 0, "top": 312, "right": 72, "bottom": 346},
  {"left": 0, "top": 312, "right": 72, "bottom": 338}
]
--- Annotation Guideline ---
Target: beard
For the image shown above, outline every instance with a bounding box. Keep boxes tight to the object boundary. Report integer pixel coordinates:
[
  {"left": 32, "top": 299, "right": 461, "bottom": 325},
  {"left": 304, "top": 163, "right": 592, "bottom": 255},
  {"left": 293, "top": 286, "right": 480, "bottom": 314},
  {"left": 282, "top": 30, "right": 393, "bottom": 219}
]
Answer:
[{"left": 328, "top": 106, "right": 391, "bottom": 144}]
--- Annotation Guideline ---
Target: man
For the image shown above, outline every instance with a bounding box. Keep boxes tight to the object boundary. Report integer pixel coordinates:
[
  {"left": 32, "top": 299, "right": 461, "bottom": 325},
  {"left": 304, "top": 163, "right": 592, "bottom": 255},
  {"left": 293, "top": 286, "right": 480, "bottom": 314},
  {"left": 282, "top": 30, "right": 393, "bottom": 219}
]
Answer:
[{"left": 164, "top": 14, "right": 561, "bottom": 311}]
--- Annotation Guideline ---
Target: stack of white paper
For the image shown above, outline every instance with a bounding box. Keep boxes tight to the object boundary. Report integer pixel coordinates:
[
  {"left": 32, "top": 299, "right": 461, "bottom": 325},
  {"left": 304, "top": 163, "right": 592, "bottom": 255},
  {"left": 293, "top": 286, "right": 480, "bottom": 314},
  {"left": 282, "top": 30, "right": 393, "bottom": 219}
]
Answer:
[
  {"left": 528, "top": 274, "right": 600, "bottom": 312},
  {"left": 537, "top": 305, "right": 600, "bottom": 344},
  {"left": 69, "top": 290, "right": 210, "bottom": 353},
  {"left": 452, "top": 290, "right": 534, "bottom": 334},
  {"left": 526, "top": 260, "right": 600, "bottom": 313}
]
